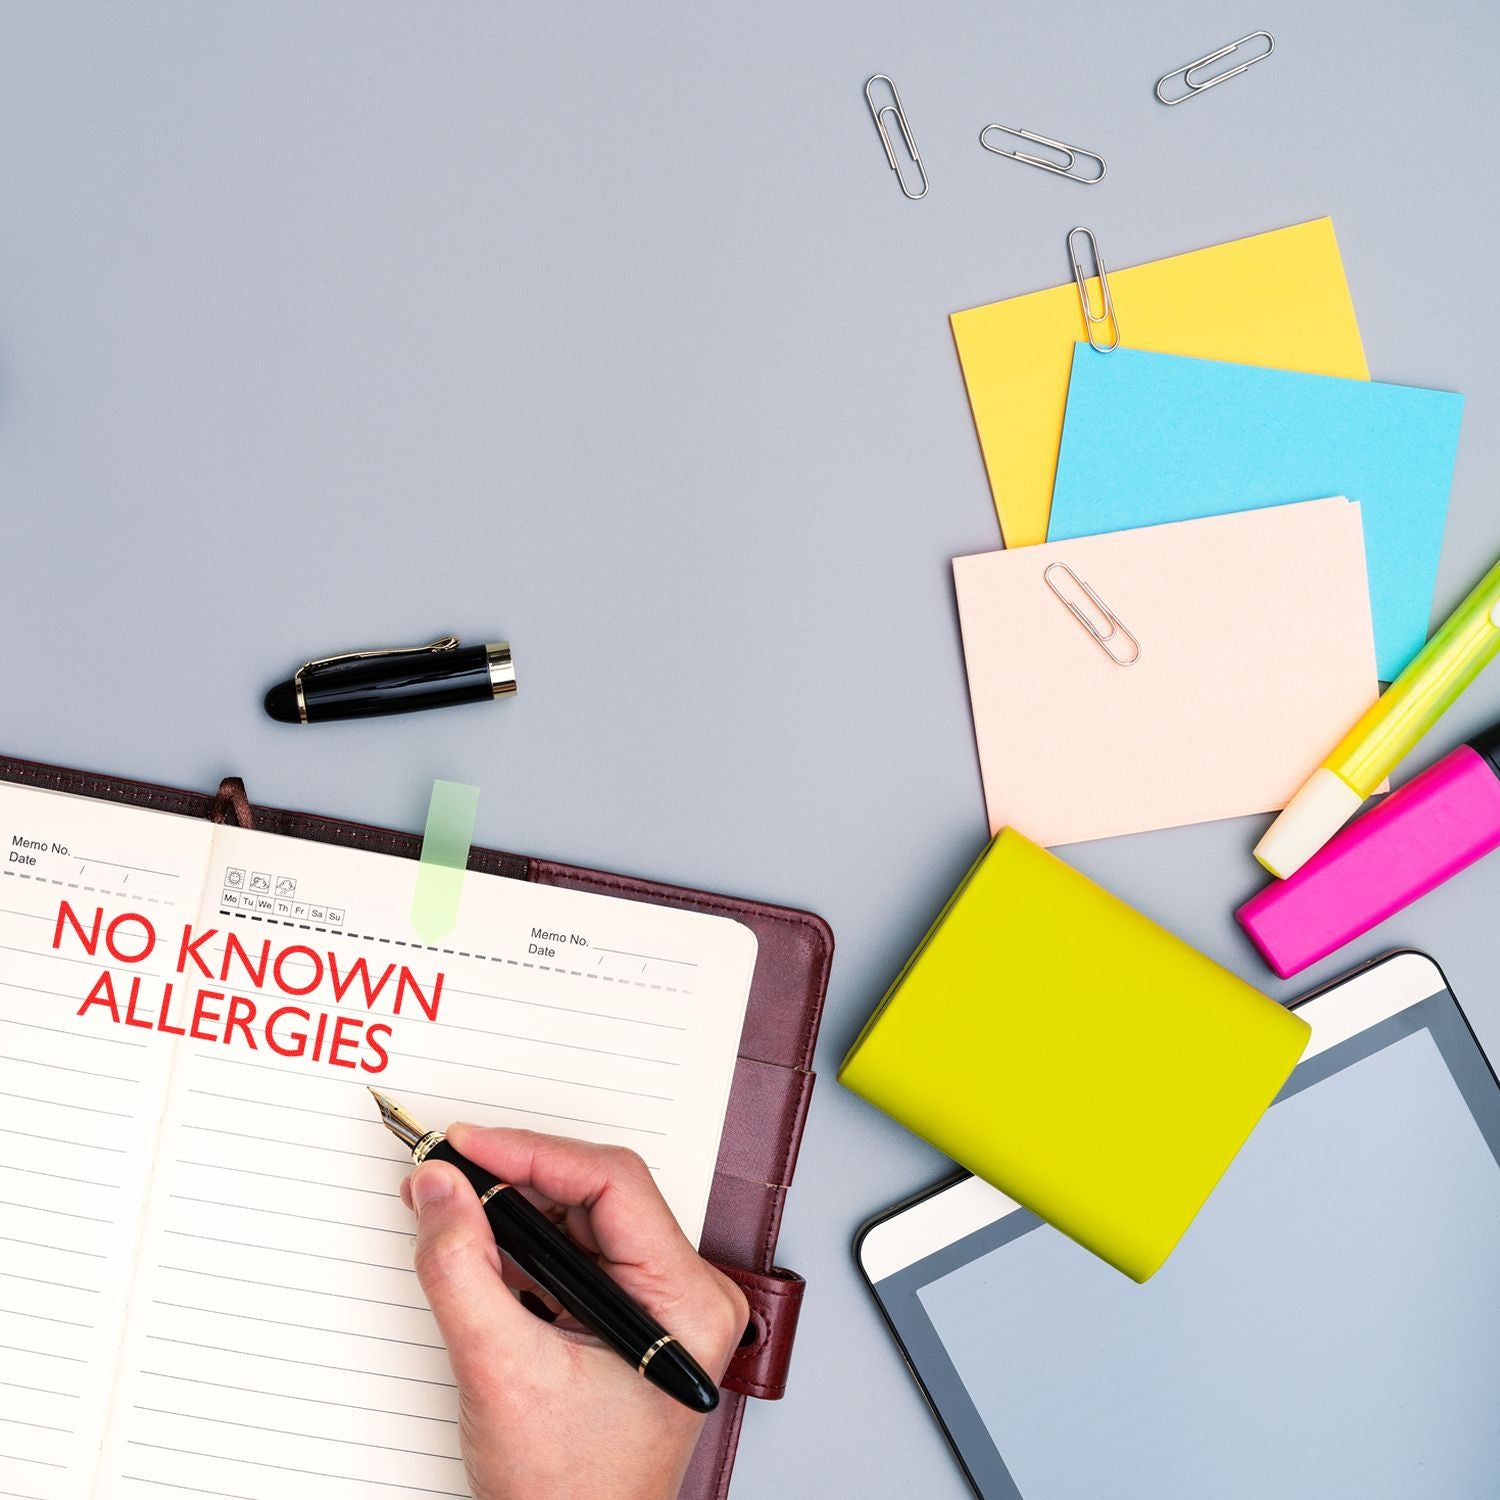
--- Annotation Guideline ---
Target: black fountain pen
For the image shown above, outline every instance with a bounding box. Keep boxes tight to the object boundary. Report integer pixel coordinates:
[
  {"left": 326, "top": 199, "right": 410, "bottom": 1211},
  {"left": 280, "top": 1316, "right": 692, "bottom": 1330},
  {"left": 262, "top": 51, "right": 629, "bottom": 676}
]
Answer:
[
  {"left": 265, "top": 635, "right": 516, "bottom": 724},
  {"left": 369, "top": 1089, "right": 719, "bottom": 1414}
]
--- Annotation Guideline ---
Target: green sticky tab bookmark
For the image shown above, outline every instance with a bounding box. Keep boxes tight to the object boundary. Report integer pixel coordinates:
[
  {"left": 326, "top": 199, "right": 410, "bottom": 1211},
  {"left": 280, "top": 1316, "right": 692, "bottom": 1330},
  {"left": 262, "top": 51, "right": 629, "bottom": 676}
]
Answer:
[{"left": 411, "top": 780, "right": 481, "bottom": 943}]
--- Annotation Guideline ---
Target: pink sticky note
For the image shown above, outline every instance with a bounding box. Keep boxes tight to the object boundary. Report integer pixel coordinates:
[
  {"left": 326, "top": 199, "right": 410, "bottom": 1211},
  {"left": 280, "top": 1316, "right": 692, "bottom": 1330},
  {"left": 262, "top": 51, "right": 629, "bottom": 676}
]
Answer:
[{"left": 953, "top": 499, "right": 1380, "bottom": 846}]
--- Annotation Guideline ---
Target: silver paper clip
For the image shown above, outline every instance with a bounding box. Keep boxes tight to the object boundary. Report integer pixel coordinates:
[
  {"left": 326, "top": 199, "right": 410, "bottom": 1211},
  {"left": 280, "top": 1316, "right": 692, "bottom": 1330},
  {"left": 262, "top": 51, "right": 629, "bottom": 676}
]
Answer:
[
  {"left": 1155, "top": 31, "right": 1275, "bottom": 105},
  {"left": 1044, "top": 563, "right": 1140, "bottom": 666},
  {"left": 1068, "top": 226, "right": 1120, "bottom": 353},
  {"left": 979, "top": 125, "right": 1106, "bottom": 184},
  {"left": 865, "top": 74, "right": 928, "bottom": 200}
]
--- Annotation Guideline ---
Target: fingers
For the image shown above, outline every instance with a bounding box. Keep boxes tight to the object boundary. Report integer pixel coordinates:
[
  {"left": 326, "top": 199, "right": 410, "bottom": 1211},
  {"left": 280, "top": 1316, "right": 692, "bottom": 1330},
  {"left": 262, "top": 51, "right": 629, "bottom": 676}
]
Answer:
[
  {"left": 407, "top": 1161, "right": 545, "bottom": 1390},
  {"left": 445, "top": 1124, "right": 699, "bottom": 1277},
  {"left": 442, "top": 1126, "right": 750, "bottom": 1370},
  {"left": 407, "top": 1174, "right": 581, "bottom": 1305}
]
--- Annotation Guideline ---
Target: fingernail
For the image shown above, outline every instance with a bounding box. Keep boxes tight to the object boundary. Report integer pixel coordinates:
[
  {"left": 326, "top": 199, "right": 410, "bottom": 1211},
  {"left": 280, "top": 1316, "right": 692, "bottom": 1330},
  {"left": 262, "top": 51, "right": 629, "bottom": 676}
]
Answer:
[{"left": 411, "top": 1165, "right": 453, "bottom": 1211}]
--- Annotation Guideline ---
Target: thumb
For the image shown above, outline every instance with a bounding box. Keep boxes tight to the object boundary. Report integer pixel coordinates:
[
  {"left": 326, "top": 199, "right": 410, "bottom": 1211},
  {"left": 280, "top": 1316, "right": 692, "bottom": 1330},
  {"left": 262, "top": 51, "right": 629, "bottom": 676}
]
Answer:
[{"left": 409, "top": 1162, "right": 543, "bottom": 1390}]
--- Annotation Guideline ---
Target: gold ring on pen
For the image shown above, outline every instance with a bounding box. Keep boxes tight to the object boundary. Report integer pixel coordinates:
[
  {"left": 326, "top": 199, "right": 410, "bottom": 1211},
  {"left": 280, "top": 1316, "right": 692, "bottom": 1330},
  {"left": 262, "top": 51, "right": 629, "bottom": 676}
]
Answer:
[
  {"left": 637, "top": 1334, "right": 676, "bottom": 1374},
  {"left": 413, "top": 1130, "right": 447, "bottom": 1163}
]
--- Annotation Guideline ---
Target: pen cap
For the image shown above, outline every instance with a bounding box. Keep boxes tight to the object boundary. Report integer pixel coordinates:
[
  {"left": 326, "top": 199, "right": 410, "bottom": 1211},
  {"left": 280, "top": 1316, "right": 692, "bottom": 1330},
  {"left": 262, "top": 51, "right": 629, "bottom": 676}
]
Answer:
[
  {"left": 1469, "top": 717, "right": 1500, "bottom": 777},
  {"left": 266, "top": 637, "right": 517, "bottom": 724},
  {"left": 1253, "top": 768, "right": 1364, "bottom": 879},
  {"left": 1239, "top": 740, "right": 1500, "bottom": 977}
]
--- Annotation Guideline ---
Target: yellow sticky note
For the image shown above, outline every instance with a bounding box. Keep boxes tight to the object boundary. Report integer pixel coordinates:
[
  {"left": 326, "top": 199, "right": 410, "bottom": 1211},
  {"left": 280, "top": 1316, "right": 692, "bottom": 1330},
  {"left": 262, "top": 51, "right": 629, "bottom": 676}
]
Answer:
[{"left": 950, "top": 219, "right": 1369, "bottom": 547}]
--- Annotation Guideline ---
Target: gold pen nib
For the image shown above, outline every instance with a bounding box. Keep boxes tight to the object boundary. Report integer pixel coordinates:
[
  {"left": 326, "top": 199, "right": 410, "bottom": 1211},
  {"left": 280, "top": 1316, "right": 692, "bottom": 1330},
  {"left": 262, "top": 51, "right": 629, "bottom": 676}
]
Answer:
[{"left": 368, "top": 1086, "right": 428, "bottom": 1150}]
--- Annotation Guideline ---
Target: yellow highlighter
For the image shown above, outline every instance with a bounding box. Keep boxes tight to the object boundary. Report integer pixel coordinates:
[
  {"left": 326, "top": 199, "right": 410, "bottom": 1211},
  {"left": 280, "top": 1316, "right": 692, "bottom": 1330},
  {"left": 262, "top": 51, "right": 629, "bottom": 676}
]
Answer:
[{"left": 1256, "top": 554, "right": 1500, "bottom": 878}]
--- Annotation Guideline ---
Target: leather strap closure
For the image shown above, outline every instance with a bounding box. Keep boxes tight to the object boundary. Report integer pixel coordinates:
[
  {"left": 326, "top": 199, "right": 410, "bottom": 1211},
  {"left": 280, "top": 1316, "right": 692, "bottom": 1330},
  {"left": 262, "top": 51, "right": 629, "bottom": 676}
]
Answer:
[
  {"left": 210, "top": 776, "right": 255, "bottom": 829},
  {"left": 714, "top": 1263, "right": 805, "bottom": 1401}
]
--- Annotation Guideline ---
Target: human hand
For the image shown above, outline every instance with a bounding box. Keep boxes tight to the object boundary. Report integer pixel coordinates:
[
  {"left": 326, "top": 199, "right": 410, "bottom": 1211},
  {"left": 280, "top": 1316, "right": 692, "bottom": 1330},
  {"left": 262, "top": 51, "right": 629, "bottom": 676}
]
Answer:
[{"left": 401, "top": 1125, "right": 748, "bottom": 1500}]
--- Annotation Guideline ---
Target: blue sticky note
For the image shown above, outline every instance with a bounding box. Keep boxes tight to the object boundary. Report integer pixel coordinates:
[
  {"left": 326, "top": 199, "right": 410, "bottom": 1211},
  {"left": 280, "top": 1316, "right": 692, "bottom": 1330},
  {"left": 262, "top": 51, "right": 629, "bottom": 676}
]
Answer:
[{"left": 1049, "top": 347, "right": 1465, "bottom": 680}]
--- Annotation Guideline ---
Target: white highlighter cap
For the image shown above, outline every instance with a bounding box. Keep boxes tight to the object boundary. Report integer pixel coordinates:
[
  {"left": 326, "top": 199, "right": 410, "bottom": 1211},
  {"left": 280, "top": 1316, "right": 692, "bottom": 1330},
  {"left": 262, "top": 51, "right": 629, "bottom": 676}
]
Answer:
[{"left": 1254, "top": 768, "right": 1365, "bottom": 878}]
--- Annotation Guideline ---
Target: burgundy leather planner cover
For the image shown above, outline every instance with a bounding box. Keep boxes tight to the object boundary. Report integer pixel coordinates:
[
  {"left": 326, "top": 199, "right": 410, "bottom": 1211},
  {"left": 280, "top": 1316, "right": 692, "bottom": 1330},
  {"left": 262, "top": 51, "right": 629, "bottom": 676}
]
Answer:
[{"left": 0, "top": 754, "right": 834, "bottom": 1500}]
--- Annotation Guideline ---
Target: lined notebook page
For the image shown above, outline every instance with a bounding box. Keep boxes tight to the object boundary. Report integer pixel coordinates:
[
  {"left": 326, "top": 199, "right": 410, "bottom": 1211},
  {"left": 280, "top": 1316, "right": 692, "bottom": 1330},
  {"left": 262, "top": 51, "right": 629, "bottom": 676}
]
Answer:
[
  {"left": 0, "top": 785, "right": 213, "bottom": 1500},
  {"left": 93, "top": 823, "right": 756, "bottom": 1499}
]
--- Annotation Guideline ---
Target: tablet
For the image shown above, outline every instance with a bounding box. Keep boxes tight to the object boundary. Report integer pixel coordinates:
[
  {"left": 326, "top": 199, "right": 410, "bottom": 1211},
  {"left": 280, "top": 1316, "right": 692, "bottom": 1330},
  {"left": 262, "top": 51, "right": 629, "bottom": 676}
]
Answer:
[{"left": 856, "top": 951, "right": 1500, "bottom": 1500}]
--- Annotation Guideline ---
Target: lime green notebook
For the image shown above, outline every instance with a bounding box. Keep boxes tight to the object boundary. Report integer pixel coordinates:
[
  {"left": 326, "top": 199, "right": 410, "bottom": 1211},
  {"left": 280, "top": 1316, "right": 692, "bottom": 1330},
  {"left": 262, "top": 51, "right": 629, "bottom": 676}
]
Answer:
[{"left": 839, "top": 829, "right": 1309, "bottom": 1280}]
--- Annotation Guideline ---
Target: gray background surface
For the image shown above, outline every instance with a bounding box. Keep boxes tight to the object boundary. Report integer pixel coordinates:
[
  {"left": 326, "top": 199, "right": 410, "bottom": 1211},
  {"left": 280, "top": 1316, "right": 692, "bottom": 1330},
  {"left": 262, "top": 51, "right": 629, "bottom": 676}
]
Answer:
[{"left": 2, "top": 3, "right": 1498, "bottom": 1496}]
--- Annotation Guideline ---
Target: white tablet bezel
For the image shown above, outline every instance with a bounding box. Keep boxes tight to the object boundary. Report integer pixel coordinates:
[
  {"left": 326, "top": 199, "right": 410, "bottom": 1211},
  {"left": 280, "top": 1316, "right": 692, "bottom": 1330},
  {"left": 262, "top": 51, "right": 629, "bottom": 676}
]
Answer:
[{"left": 858, "top": 950, "right": 1449, "bottom": 1285}]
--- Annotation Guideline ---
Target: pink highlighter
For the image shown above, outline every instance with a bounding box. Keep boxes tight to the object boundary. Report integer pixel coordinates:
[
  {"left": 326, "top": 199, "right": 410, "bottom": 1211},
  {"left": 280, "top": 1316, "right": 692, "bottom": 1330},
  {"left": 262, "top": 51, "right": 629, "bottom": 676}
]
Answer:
[{"left": 1238, "top": 721, "right": 1500, "bottom": 978}]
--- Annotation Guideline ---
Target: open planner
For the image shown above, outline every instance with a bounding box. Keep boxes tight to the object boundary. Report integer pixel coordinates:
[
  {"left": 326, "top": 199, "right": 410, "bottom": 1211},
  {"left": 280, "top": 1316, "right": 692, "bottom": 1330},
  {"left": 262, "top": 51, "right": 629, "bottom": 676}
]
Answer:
[{"left": 0, "top": 775, "right": 775, "bottom": 1500}]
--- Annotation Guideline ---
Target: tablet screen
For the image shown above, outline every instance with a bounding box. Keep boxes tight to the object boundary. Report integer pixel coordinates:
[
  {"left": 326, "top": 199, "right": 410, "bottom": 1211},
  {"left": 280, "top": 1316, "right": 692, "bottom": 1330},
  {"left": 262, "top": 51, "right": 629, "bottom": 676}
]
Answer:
[{"left": 867, "top": 971, "right": 1500, "bottom": 1499}]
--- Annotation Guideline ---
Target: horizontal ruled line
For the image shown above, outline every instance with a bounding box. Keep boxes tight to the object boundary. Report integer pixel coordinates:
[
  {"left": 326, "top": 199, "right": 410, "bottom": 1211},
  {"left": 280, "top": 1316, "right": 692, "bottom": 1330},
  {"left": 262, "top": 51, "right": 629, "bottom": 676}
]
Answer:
[
  {"left": 187, "top": 1088, "right": 365, "bottom": 1122},
  {"left": 162, "top": 1229, "right": 415, "bottom": 1274},
  {"left": 0, "top": 1127, "right": 127, "bottom": 1154},
  {"left": 396, "top": 1085, "right": 668, "bottom": 1138},
  {"left": 0, "top": 1272, "right": 98, "bottom": 1294},
  {"left": 132, "top": 1406, "right": 458, "bottom": 1461},
  {"left": 157, "top": 1265, "right": 425, "bottom": 1311},
  {"left": 190, "top": 1084, "right": 670, "bottom": 1151},
  {"left": 121, "top": 1477, "right": 258, "bottom": 1500},
  {"left": 401, "top": 1013, "right": 679, "bottom": 1064},
  {"left": 0, "top": 1416, "right": 73, "bottom": 1435},
  {"left": 0, "top": 1016, "right": 148, "bottom": 1049},
  {"left": 144, "top": 1335, "right": 453, "bottom": 1386},
  {"left": 0, "top": 1234, "right": 106, "bottom": 1259},
  {"left": 0, "top": 1052, "right": 138, "bottom": 1084},
  {"left": 151, "top": 1299, "right": 440, "bottom": 1350},
  {"left": 173, "top": 1160, "right": 392, "bottom": 1197},
  {"left": 138, "top": 1370, "right": 457, "bottom": 1424},
  {"left": 167, "top": 1194, "right": 411, "bottom": 1239},
  {"left": 0, "top": 941, "right": 166, "bottom": 977},
  {"left": 125, "top": 1444, "right": 464, "bottom": 1496},
  {"left": 177, "top": 1124, "right": 396, "bottom": 1163},
  {"left": 0, "top": 1198, "right": 113, "bottom": 1224},
  {"left": 0, "top": 980, "right": 92, "bottom": 1003},
  {"left": 0, "top": 1089, "right": 133, "bottom": 1119},
  {"left": 0, "top": 1163, "right": 119, "bottom": 1189},
  {"left": 197, "top": 1054, "right": 394, "bottom": 1088},
  {"left": 192, "top": 1049, "right": 671, "bottom": 1124},
  {"left": 394, "top": 1050, "right": 673, "bottom": 1101},
  {"left": 0, "top": 1305, "right": 94, "bottom": 1329},
  {"left": 0, "top": 1342, "right": 86, "bottom": 1364},
  {"left": 0, "top": 1377, "right": 81, "bottom": 1399}
]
